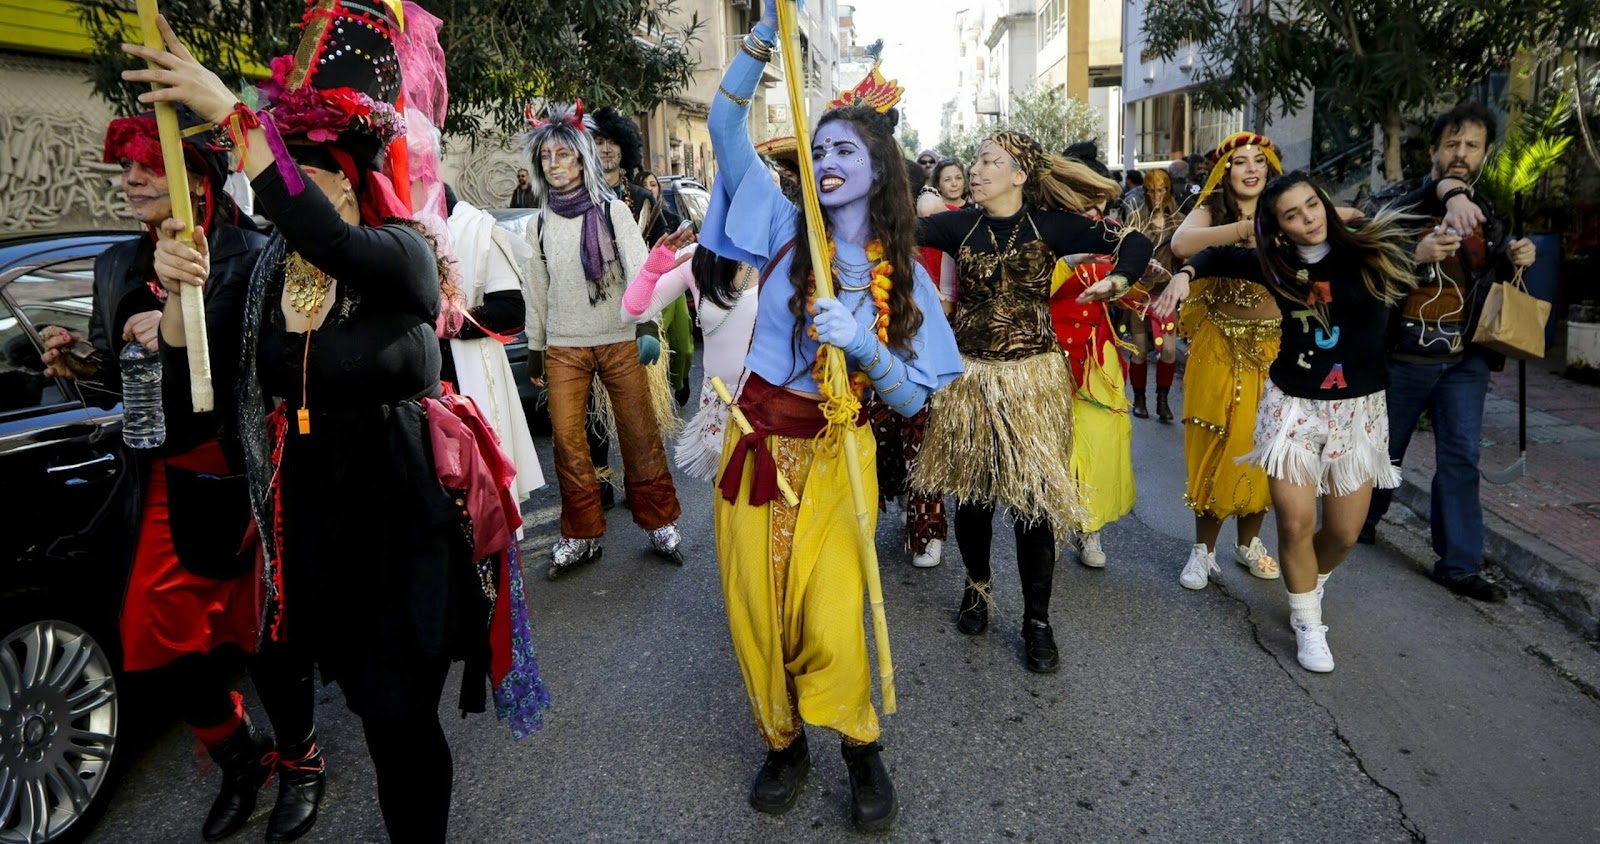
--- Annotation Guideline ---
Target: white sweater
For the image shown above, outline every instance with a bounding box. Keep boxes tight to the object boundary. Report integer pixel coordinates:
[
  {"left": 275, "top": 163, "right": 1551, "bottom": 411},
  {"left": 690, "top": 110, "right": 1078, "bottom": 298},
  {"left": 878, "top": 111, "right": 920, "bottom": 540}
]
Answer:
[{"left": 523, "top": 197, "right": 648, "bottom": 350}]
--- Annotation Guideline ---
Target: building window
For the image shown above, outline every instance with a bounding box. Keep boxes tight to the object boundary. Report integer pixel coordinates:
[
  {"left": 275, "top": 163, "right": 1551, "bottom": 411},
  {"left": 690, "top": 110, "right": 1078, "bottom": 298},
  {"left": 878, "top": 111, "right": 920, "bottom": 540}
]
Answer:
[
  {"left": 1038, "top": 0, "right": 1065, "bottom": 42},
  {"left": 1191, "top": 106, "right": 1243, "bottom": 157},
  {"left": 1134, "top": 96, "right": 1173, "bottom": 162}
]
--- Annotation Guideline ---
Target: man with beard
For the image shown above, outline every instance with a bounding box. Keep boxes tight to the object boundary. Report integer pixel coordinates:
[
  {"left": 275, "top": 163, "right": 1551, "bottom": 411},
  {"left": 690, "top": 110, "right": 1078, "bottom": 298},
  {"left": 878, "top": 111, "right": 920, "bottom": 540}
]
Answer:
[
  {"left": 510, "top": 167, "right": 536, "bottom": 208},
  {"left": 1360, "top": 101, "right": 1537, "bottom": 603},
  {"left": 592, "top": 106, "right": 668, "bottom": 243}
]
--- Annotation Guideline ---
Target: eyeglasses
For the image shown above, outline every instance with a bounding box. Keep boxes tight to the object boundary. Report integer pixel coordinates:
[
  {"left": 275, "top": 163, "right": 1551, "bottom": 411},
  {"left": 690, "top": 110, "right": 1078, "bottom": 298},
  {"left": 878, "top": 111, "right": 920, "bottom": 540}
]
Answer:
[{"left": 918, "top": 158, "right": 935, "bottom": 166}]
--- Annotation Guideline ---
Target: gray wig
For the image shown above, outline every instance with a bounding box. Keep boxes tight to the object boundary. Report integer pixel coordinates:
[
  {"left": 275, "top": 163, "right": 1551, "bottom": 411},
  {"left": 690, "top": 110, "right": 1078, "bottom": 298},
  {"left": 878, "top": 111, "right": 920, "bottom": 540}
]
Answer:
[{"left": 523, "top": 102, "right": 612, "bottom": 208}]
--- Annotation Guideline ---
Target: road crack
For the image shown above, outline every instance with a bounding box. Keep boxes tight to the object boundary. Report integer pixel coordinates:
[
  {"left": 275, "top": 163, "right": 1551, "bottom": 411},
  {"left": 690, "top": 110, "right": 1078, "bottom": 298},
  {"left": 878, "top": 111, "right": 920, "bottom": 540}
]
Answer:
[{"left": 1209, "top": 575, "right": 1428, "bottom": 844}]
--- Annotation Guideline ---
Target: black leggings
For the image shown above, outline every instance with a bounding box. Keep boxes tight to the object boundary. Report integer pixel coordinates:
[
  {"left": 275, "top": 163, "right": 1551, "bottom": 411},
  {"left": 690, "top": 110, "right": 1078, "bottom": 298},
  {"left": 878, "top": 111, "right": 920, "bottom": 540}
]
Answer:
[
  {"left": 162, "top": 644, "right": 315, "bottom": 746},
  {"left": 337, "top": 652, "right": 454, "bottom": 844},
  {"left": 954, "top": 502, "right": 1057, "bottom": 623}
]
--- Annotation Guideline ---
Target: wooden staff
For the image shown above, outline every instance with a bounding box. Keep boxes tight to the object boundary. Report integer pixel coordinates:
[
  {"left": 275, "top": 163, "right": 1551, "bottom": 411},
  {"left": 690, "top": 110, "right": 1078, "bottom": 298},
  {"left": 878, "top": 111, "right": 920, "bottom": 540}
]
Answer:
[
  {"left": 711, "top": 377, "right": 799, "bottom": 508},
  {"left": 774, "top": 0, "right": 896, "bottom": 714},
  {"left": 136, "top": 0, "right": 213, "bottom": 412}
]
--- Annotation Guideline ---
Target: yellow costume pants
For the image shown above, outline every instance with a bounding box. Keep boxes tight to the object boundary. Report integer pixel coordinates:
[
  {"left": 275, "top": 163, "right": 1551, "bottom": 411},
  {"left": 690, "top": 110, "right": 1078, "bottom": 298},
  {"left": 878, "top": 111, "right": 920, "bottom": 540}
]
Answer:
[
  {"left": 714, "top": 423, "right": 881, "bottom": 750},
  {"left": 1071, "top": 342, "right": 1137, "bottom": 532}
]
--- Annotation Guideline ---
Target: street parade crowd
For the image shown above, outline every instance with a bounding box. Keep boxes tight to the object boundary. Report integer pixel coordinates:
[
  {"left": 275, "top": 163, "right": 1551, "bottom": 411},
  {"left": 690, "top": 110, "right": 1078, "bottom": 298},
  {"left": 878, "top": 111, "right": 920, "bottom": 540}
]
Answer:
[{"left": 36, "top": 0, "right": 1539, "bottom": 839}]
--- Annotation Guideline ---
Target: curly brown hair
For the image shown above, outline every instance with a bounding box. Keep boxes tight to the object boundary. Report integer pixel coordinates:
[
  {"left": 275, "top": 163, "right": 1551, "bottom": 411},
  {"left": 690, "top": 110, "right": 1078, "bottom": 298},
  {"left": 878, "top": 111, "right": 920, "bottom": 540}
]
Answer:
[{"left": 785, "top": 106, "right": 924, "bottom": 368}]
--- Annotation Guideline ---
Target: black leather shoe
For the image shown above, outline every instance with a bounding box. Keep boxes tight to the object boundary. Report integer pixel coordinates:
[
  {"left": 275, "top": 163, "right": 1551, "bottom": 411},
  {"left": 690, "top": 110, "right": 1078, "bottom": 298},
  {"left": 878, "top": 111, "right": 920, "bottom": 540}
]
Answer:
[
  {"left": 266, "top": 738, "right": 325, "bottom": 843},
  {"left": 201, "top": 721, "right": 276, "bottom": 841},
  {"left": 1436, "top": 573, "right": 1508, "bottom": 603},
  {"left": 748, "top": 731, "right": 810, "bottom": 815},
  {"left": 1022, "top": 619, "right": 1060, "bottom": 674},
  {"left": 1357, "top": 523, "right": 1376, "bottom": 545},
  {"left": 1155, "top": 389, "right": 1174, "bottom": 422},
  {"left": 956, "top": 580, "right": 991, "bottom": 635},
  {"left": 839, "top": 741, "right": 897, "bottom": 833},
  {"left": 1131, "top": 393, "right": 1149, "bottom": 419}
]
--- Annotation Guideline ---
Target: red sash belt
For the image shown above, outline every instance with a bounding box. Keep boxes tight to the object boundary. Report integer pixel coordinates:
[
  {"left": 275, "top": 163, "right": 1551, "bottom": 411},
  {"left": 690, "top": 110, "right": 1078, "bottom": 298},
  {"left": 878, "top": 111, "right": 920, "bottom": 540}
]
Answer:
[{"left": 718, "top": 374, "right": 857, "bottom": 507}]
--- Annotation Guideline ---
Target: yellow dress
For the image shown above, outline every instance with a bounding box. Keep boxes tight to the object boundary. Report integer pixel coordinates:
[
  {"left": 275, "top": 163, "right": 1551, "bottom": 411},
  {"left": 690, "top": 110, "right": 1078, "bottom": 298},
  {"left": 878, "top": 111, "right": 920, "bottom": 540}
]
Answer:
[
  {"left": 1178, "top": 277, "right": 1278, "bottom": 520},
  {"left": 1070, "top": 341, "right": 1137, "bottom": 532},
  {"left": 714, "top": 418, "right": 881, "bottom": 750}
]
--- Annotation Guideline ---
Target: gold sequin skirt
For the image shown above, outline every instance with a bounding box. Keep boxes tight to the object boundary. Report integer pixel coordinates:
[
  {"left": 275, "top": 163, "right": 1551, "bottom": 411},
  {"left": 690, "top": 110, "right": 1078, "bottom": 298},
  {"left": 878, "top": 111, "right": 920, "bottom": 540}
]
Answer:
[
  {"left": 1182, "top": 312, "right": 1278, "bottom": 519},
  {"left": 912, "top": 351, "right": 1084, "bottom": 537}
]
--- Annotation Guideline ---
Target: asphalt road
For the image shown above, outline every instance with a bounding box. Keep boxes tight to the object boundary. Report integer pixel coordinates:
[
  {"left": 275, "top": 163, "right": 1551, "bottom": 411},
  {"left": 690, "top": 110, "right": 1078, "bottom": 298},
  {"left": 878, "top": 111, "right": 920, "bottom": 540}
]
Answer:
[{"left": 91, "top": 368, "right": 1600, "bottom": 844}]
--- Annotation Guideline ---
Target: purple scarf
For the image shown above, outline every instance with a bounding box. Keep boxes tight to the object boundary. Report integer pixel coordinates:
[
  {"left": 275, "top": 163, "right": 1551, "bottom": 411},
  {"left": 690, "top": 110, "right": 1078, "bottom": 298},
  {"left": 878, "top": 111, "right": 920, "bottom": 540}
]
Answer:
[{"left": 546, "top": 184, "right": 617, "bottom": 303}]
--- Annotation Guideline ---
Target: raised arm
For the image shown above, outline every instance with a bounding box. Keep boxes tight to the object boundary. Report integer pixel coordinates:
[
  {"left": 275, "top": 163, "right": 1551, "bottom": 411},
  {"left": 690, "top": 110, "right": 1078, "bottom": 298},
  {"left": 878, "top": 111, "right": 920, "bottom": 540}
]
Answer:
[
  {"left": 708, "top": 20, "right": 775, "bottom": 200},
  {"left": 1171, "top": 206, "right": 1254, "bottom": 260},
  {"left": 621, "top": 244, "right": 696, "bottom": 325}
]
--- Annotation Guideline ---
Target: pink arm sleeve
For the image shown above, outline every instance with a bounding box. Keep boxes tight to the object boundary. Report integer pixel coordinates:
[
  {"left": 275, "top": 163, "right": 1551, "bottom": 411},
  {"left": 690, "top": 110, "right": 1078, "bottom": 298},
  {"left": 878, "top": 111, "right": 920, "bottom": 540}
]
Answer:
[
  {"left": 621, "top": 245, "right": 697, "bottom": 324},
  {"left": 622, "top": 244, "right": 685, "bottom": 318}
]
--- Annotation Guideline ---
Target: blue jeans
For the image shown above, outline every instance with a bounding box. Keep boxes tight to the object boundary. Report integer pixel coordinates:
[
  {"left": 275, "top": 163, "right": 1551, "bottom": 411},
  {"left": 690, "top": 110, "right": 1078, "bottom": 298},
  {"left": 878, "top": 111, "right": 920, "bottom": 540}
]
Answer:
[{"left": 1364, "top": 354, "right": 1492, "bottom": 582}]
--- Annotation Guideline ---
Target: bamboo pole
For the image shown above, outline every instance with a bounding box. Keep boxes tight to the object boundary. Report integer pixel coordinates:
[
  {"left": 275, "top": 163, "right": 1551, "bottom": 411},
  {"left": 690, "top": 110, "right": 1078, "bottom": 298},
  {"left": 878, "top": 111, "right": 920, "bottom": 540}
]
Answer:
[
  {"left": 773, "top": 0, "right": 895, "bottom": 714},
  {"left": 135, "top": 0, "right": 213, "bottom": 412},
  {"left": 710, "top": 376, "right": 799, "bottom": 508}
]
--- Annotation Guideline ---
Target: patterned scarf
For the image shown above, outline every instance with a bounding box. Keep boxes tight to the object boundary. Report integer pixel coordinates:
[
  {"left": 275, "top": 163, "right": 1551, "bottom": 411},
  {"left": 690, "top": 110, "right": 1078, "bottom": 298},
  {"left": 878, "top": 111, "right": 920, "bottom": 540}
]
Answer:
[{"left": 545, "top": 184, "right": 617, "bottom": 303}]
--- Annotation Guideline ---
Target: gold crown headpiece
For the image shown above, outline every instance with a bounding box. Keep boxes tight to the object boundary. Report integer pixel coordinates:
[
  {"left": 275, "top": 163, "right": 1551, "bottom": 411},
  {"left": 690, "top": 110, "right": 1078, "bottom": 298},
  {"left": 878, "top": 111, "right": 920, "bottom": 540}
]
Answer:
[{"left": 828, "top": 64, "right": 903, "bottom": 114}]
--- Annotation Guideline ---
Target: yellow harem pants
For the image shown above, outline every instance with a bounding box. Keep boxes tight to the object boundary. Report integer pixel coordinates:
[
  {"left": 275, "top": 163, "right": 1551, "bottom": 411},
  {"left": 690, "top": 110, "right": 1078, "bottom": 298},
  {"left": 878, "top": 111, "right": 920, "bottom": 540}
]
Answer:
[
  {"left": 1071, "top": 342, "right": 1137, "bottom": 532},
  {"left": 713, "top": 422, "right": 881, "bottom": 751}
]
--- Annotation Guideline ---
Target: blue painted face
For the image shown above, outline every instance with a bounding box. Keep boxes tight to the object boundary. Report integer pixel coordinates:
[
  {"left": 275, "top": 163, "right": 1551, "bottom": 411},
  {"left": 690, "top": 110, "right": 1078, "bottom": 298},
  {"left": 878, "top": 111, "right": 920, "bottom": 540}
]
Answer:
[{"left": 812, "top": 120, "right": 873, "bottom": 210}]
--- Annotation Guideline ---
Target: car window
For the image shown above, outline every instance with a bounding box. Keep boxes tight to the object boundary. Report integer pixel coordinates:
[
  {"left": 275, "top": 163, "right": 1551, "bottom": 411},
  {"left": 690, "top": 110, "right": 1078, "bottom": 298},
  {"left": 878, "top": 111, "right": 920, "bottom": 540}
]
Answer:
[{"left": 0, "top": 257, "right": 96, "bottom": 414}]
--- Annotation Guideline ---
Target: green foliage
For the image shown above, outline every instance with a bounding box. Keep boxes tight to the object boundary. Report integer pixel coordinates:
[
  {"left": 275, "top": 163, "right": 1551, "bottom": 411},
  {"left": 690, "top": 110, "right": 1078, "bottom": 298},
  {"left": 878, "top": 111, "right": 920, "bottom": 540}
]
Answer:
[
  {"left": 71, "top": 0, "right": 703, "bottom": 143},
  {"left": 936, "top": 85, "right": 1101, "bottom": 165},
  {"left": 1481, "top": 94, "right": 1574, "bottom": 212},
  {"left": 899, "top": 125, "right": 922, "bottom": 157}
]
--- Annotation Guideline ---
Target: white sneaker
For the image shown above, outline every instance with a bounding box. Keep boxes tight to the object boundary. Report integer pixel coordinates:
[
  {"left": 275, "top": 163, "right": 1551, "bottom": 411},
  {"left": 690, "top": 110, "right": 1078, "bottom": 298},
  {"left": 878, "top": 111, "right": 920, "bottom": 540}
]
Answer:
[
  {"left": 912, "top": 538, "right": 943, "bottom": 568},
  {"left": 1179, "top": 543, "right": 1219, "bottom": 590},
  {"left": 1294, "top": 623, "right": 1335, "bottom": 672},
  {"left": 1234, "top": 536, "right": 1281, "bottom": 580},
  {"left": 1077, "top": 531, "right": 1106, "bottom": 568}
]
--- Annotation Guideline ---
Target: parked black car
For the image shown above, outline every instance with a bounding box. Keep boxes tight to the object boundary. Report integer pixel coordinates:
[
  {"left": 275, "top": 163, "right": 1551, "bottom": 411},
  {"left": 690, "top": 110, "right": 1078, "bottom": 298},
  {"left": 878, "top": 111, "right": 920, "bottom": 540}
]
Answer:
[{"left": 0, "top": 231, "right": 137, "bottom": 844}]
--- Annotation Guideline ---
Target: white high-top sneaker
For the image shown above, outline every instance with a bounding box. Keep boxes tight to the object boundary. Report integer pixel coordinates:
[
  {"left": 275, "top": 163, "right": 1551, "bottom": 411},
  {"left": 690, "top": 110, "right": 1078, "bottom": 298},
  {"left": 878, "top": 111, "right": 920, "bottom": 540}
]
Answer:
[
  {"left": 1178, "top": 543, "right": 1219, "bottom": 590},
  {"left": 1294, "top": 623, "right": 1335, "bottom": 672},
  {"left": 1078, "top": 531, "right": 1107, "bottom": 568},
  {"left": 911, "top": 538, "right": 943, "bottom": 569}
]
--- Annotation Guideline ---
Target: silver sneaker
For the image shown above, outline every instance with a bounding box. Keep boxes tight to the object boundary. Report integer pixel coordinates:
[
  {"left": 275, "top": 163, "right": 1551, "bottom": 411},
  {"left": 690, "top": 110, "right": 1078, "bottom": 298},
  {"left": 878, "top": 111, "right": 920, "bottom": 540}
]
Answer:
[
  {"left": 650, "top": 523, "right": 685, "bottom": 565},
  {"left": 1179, "top": 543, "right": 1219, "bottom": 590},
  {"left": 548, "top": 537, "right": 602, "bottom": 579}
]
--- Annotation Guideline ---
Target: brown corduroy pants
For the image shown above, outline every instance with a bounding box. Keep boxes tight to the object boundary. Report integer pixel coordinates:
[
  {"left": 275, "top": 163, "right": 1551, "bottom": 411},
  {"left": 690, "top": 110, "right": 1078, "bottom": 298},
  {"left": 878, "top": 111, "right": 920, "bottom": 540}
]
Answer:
[{"left": 546, "top": 342, "right": 681, "bottom": 538}]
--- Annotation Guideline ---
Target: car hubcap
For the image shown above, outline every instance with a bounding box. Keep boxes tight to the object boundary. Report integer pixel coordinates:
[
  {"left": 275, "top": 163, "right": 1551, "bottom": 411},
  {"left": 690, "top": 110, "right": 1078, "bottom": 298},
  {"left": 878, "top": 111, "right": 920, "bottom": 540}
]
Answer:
[{"left": 0, "top": 621, "right": 118, "bottom": 844}]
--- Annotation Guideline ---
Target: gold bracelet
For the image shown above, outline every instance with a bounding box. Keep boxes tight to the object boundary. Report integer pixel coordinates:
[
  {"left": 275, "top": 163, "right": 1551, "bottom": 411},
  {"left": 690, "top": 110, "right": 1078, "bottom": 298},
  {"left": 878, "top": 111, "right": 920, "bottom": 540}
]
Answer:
[
  {"left": 718, "top": 84, "right": 752, "bottom": 107},
  {"left": 740, "top": 38, "right": 772, "bottom": 62}
]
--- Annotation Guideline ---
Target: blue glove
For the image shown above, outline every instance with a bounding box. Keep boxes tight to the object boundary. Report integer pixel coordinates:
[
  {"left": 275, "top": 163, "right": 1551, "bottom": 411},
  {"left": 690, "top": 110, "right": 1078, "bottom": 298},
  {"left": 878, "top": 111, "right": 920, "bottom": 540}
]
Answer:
[
  {"left": 812, "top": 297, "right": 876, "bottom": 364},
  {"left": 637, "top": 335, "right": 662, "bottom": 365}
]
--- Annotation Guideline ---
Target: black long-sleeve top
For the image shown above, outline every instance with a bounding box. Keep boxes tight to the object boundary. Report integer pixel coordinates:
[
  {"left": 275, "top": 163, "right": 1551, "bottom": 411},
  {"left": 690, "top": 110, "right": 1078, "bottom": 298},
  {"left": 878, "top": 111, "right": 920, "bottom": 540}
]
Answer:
[
  {"left": 1188, "top": 246, "right": 1390, "bottom": 400},
  {"left": 439, "top": 289, "right": 525, "bottom": 384},
  {"left": 250, "top": 166, "right": 441, "bottom": 411},
  {"left": 918, "top": 206, "right": 1153, "bottom": 360}
]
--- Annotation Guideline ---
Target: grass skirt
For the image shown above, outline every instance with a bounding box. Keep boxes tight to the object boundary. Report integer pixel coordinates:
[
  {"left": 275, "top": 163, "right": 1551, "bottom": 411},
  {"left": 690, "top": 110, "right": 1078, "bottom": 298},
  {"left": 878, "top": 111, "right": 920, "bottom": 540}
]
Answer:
[
  {"left": 912, "top": 351, "right": 1084, "bottom": 538},
  {"left": 1071, "top": 342, "right": 1136, "bottom": 532}
]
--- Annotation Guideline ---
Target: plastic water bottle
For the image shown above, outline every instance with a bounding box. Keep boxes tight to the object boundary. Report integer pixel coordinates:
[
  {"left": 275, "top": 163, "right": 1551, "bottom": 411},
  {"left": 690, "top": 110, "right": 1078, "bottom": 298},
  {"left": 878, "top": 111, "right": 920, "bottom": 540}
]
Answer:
[{"left": 120, "top": 341, "right": 166, "bottom": 449}]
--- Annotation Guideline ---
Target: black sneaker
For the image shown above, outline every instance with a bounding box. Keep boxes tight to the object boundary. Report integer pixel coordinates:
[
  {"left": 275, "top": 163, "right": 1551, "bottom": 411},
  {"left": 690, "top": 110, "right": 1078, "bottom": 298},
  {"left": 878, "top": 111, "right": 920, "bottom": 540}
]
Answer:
[
  {"left": 1357, "top": 523, "right": 1376, "bottom": 545},
  {"left": 1437, "top": 573, "right": 1508, "bottom": 603},
  {"left": 956, "top": 580, "right": 991, "bottom": 635},
  {"left": 1022, "top": 619, "right": 1060, "bottom": 674},
  {"left": 749, "top": 732, "right": 810, "bottom": 815}
]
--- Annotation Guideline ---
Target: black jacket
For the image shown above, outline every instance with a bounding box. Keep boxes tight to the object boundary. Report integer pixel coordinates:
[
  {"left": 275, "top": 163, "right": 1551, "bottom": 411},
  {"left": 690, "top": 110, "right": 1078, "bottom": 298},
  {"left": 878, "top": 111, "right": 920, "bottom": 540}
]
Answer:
[
  {"left": 88, "top": 221, "right": 269, "bottom": 455},
  {"left": 1385, "top": 176, "right": 1513, "bottom": 371}
]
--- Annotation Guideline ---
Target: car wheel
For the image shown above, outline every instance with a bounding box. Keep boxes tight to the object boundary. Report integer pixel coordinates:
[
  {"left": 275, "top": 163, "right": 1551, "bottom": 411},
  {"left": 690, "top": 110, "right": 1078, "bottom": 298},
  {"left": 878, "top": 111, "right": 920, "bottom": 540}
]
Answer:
[{"left": 0, "top": 618, "right": 120, "bottom": 844}]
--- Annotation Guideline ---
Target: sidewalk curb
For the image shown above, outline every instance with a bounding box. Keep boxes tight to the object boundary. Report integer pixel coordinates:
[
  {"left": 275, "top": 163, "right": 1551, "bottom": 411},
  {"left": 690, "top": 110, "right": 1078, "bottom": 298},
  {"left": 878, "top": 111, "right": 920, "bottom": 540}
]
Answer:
[{"left": 1393, "top": 471, "right": 1600, "bottom": 639}]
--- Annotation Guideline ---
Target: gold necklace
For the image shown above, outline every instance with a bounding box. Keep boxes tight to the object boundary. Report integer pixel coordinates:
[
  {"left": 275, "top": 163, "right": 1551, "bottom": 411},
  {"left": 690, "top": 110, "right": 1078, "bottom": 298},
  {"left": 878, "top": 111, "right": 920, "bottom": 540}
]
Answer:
[{"left": 284, "top": 253, "right": 334, "bottom": 317}]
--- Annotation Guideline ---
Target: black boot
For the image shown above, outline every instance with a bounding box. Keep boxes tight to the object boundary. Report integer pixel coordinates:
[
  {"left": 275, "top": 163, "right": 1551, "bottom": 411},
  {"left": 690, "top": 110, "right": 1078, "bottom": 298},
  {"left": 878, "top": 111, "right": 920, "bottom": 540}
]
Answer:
[
  {"left": 956, "top": 579, "right": 991, "bottom": 635},
  {"left": 1155, "top": 389, "right": 1174, "bottom": 423},
  {"left": 1022, "top": 619, "right": 1060, "bottom": 674},
  {"left": 840, "top": 741, "right": 897, "bottom": 833},
  {"left": 1131, "top": 391, "right": 1149, "bottom": 419},
  {"left": 201, "top": 720, "right": 276, "bottom": 841},
  {"left": 266, "top": 734, "right": 325, "bottom": 843},
  {"left": 748, "top": 730, "right": 811, "bottom": 815},
  {"left": 599, "top": 482, "right": 617, "bottom": 511}
]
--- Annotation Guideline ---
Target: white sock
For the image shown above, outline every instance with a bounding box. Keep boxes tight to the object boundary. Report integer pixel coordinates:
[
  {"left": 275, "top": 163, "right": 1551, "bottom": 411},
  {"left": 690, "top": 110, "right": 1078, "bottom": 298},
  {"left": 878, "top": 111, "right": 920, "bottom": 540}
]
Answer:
[
  {"left": 1288, "top": 590, "right": 1323, "bottom": 628},
  {"left": 1316, "top": 572, "right": 1332, "bottom": 590}
]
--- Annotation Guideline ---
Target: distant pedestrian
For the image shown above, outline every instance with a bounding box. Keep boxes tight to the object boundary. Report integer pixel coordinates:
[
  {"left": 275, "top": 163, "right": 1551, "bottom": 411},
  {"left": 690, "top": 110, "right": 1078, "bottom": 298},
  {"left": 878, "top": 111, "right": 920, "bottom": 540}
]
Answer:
[
  {"left": 1360, "top": 101, "right": 1538, "bottom": 603},
  {"left": 510, "top": 168, "right": 536, "bottom": 208},
  {"left": 1121, "top": 168, "right": 1146, "bottom": 220}
]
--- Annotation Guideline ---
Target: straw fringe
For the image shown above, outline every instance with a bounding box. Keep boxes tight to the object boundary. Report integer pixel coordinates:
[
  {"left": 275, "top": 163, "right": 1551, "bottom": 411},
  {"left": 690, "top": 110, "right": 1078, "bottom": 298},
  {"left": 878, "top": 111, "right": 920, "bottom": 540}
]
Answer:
[
  {"left": 673, "top": 395, "right": 728, "bottom": 481},
  {"left": 911, "top": 352, "right": 1084, "bottom": 538}
]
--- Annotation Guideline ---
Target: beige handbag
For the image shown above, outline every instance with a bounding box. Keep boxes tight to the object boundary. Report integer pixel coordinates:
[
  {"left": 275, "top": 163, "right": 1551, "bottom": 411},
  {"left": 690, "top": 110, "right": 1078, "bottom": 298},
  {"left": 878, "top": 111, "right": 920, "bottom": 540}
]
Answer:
[{"left": 1472, "top": 268, "right": 1552, "bottom": 360}]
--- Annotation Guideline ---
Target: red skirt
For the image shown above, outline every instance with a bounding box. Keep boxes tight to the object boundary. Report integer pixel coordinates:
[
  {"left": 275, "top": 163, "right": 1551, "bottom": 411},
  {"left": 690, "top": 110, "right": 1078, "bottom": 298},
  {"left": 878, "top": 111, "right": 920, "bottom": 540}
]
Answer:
[{"left": 120, "top": 439, "right": 263, "bottom": 672}]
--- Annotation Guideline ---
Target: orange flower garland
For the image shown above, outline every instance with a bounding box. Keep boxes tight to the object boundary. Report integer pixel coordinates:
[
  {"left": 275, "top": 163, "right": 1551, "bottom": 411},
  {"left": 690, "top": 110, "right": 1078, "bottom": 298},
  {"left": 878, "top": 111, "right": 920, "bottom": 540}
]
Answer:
[{"left": 806, "top": 239, "right": 894, "bottom": 399}]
